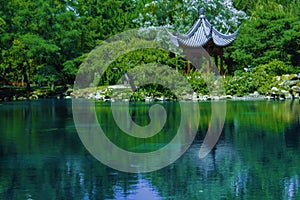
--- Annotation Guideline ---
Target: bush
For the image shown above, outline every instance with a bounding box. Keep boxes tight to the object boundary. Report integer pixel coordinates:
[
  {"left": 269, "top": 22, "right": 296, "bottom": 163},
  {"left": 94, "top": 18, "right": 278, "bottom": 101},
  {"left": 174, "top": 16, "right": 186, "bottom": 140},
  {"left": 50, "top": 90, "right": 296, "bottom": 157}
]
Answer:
[
  {"left": 225, "top": 72, "right": 254, "bottom": 96},
  {"left": 225, "top": 60, "right": 297, "bottom": 96},
  {"left": 188, "top": 69, "right": 209, "bottom": 95},
  {"left": 252, "top": 59, "right": 294, "bottom": 76}
]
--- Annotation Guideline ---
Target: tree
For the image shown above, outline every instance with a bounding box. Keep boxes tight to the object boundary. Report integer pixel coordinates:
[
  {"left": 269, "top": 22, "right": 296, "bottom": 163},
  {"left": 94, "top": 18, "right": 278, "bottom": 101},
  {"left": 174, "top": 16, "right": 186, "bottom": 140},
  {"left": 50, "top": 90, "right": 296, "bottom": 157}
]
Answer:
[
  {"left": 233, "top": 0, "right": 300, "bottom": 17},
  {"left": 62, "top": 54, "right": 87, "bottom": 84},
  {"left": 225, "top": 9, "right": 300, "bottom": 71},
  {"left": 0, "top": 0, "right": 143, "bottom": 87},
  {"left": 134, "top": 0, "right": 247, "bottom": 33},
  {"left": 35, "top": 65, "right": 61, "bottom": 90},
  {"left": 5, "top": 34, "right": 59, "bottom": 90},
  {"left": 0, "top": 0, "right": 62, "bottom": 88}
]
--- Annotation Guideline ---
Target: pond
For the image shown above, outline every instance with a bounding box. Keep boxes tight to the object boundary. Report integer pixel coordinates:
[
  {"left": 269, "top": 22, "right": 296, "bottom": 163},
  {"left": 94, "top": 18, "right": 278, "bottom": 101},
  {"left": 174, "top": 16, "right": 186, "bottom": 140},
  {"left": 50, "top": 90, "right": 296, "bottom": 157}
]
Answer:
[{"left": 0, "top": 99, "right": 300, "bottom": 199}]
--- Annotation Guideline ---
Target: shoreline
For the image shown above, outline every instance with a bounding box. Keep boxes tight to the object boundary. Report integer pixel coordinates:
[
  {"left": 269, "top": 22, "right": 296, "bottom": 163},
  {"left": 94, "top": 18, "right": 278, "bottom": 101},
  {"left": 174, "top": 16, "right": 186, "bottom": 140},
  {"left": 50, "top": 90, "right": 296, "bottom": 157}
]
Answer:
[
  {"left": 1, "top": 87, "right": 298, "bottom": 103},
  {"left": 2, "top": 73, "right": 299, "bottom": 102}
]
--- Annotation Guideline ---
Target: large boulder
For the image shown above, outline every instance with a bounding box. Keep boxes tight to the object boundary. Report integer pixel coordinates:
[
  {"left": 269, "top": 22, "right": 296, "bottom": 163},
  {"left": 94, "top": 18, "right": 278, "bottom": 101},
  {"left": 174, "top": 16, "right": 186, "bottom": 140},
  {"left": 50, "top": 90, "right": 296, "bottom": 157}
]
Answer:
[
  {"left": 288, "top": 74, "right": 298, "bottom": 80},
  {"left": 271, "top": 87, "right": 279, "bottom": 93},
  {"left": 281, "top": 74, "right": 290, "bottom": 81},
  {"left": 281, "top": 74, "right": 298, "bottom": 81},
  {"left": 292, "top": 86, "right": 300, "bottom": 93}
]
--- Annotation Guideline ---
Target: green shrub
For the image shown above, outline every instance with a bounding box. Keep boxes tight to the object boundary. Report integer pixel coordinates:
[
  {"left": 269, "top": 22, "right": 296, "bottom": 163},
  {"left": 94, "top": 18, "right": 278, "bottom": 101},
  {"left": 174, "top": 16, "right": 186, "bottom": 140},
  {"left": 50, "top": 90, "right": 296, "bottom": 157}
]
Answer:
[
  {"left": 225, "top": 60, "right": 296, "bottom": 96},
  {"left": 225, "top": 73, "right": 255, "bottom": 96},
  {"left": 252, "top": 59, "right": 294, "bottom": 76},
  {"left": 188, "top": 69, "right": 209, "bottom": 95}
]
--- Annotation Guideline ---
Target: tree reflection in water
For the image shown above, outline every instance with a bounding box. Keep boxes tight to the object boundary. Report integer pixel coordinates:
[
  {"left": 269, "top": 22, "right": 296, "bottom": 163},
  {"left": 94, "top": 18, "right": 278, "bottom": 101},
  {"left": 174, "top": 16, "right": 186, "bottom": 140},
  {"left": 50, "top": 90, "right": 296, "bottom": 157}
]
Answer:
[{"left": 0, "top": 99, "right": 299, "bottom": 199}]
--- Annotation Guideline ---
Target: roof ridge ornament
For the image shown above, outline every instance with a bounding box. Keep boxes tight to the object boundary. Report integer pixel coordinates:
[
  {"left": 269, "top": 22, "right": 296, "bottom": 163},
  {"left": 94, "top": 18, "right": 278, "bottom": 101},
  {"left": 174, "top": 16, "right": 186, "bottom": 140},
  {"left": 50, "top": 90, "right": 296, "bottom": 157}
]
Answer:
[{"left": 200, "top": 7, "right": 205, "bottom": 18}]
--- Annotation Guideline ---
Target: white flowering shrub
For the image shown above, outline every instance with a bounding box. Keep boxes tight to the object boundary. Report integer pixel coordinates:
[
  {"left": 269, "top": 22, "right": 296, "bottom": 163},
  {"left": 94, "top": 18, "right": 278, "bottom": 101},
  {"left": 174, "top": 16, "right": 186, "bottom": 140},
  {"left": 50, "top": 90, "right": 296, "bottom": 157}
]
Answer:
[{"left": 133, "top": 0, "right": 247, "bottom": 33}]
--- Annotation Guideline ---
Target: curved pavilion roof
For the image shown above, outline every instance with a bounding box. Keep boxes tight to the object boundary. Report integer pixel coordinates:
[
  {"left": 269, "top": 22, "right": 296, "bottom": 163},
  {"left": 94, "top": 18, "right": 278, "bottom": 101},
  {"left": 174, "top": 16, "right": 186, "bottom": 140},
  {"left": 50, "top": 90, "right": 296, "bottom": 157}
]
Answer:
[{"left": 167, "top": 8, "right": 239, "bottom": 48}]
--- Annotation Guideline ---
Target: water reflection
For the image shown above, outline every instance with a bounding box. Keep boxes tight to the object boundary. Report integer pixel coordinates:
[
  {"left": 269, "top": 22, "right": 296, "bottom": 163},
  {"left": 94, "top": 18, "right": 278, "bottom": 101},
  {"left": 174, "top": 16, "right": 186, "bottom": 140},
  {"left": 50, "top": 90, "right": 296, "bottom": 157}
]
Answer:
[
  {"left": 284, "top": 175, "right": 300, "bottom": 200},
  {"left": 112, "top": 174, "right": 161, "bottom": 200},
  {"left": 0, "top": 99, "right": 299, "bottom": 199}
]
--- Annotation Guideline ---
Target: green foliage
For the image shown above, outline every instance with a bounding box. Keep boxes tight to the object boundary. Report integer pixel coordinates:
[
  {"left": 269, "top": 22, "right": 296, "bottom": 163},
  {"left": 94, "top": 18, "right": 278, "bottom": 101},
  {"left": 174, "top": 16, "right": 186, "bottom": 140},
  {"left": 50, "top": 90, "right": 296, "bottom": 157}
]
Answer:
[
  {"left": 130, "top": 85, "right": 177, "bottom": 101},
  {"left": 0, "top": 17, "right": 5, "bottom": 33},
  {"left": 252, "top": 60, "right": 294, "bottom": 76},
  {"left": 226, "top": 2, "right": 300, "bottom": 70},
  {"left": 135, "top": 0, "right": 247, "bottom": 33},
  {"left": 188, "top": 69, "right": 209, "bottom": 95},
  {"left": 12, "top": 34, "right": 59, "bottom": 64},
  {"left": 62, "top": 54, "right": 87, "bottom": 83},
  {"left": 233, "top": 0, "right": 300, "bottom": 17},
  {"left": 225, "top": 59, "right": 297, "bottom": 96},
  {"left": 0, "top": 0, "right": 142, "bottom": 88},
  {"left": 225, "top": 72, "right": 253, "bottom": 97},
  {"left": 129, "top": 63, "right": 192, "bottom": 100},
  {"left": 99, "top": 44, "right": 186, "bottom": 86},
  {"left": 0, "top": 0, "right": 299, "bottom": 98},
  {"left": 35, "top": 65, "right": 61, "bottom": 87}
]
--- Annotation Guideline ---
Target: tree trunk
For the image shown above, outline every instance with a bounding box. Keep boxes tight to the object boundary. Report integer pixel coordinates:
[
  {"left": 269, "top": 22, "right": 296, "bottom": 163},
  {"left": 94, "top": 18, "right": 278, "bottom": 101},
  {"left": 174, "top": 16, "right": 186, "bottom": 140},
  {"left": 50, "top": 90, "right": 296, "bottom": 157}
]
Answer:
[
  {"left": 51, "top": 82, "right": 55, "bottom": 91},
  {"left": 25, "top": 60, "right": 31, "bottom": 91}
]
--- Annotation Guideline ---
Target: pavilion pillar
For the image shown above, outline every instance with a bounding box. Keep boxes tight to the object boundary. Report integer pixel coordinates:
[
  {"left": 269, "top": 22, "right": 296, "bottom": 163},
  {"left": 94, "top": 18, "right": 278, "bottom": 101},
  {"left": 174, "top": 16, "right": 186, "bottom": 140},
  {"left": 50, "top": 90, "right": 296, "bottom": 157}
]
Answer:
[
  {"left": 220, "top": 48, "right": 225, "bottom": 76},
  {"left": 214, "top": 55, "right": 218, "bottom": 68},
  {"left": 187, "top": 61, "right": 191, "bottom": 74},
  {"left": 205, "top": 54, "right": 211, "bottom": 72},
  {"left": 214, "top": 54, "right": 218, "bottom": 73}
]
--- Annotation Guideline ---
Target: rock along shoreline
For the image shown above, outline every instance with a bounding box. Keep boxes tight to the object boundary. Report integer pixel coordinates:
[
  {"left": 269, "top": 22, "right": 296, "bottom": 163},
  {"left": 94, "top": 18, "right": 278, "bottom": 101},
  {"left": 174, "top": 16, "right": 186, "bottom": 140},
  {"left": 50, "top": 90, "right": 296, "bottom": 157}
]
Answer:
[
  {"left": 1, "top": 73, "right": 300, "bottom": 102},
  {"left": 0, "top": 86, "right": 299, "bottom": 102}
]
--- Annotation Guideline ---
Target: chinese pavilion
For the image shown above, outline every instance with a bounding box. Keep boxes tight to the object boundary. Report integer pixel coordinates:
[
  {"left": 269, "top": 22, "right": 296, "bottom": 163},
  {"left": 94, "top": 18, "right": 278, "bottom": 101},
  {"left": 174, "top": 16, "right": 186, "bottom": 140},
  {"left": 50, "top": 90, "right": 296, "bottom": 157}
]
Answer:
[{"left": 167, "top": 8, "right": 239, "bottom": 75}]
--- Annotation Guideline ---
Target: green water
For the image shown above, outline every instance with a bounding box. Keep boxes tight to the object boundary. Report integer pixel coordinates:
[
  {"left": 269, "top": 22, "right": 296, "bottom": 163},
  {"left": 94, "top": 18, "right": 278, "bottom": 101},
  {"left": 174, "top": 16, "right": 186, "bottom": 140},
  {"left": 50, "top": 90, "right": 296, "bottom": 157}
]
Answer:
[{"left": 0, "top": 99, "right": 300, "bottom": 199}]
